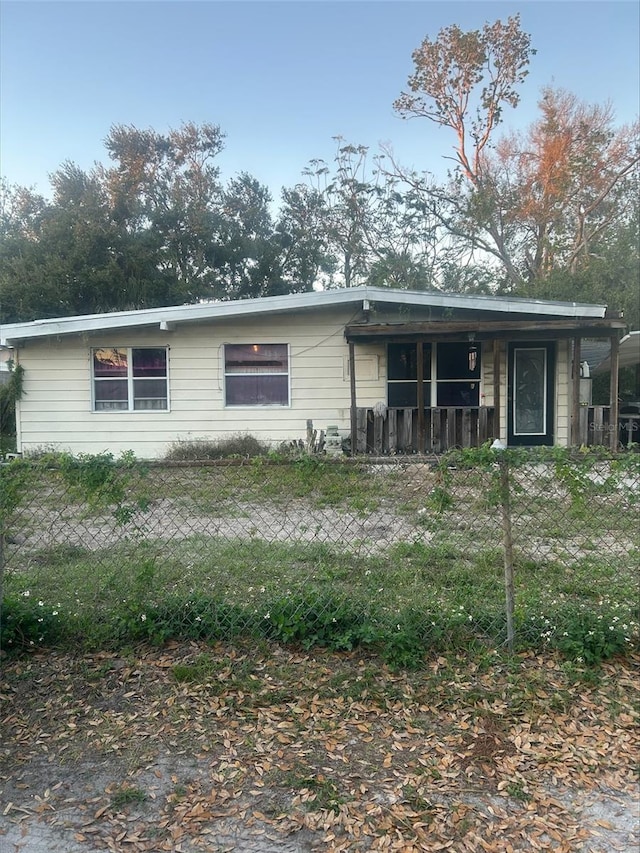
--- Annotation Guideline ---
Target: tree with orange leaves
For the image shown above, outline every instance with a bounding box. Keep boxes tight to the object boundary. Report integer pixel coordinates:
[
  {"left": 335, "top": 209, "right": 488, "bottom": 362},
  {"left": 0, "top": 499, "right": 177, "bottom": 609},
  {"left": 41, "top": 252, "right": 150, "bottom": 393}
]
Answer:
[{"left": 392, "top": 16, "right": 640, "bottom": 298}]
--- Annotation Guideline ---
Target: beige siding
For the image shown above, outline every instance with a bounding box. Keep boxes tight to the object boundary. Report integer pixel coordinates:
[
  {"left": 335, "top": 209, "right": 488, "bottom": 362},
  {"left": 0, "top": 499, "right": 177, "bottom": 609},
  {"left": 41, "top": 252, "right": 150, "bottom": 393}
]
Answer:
[
  {"left": 555, "top": 339, "right": 570, "bottom": 446},
  {"left": 14, "top": 310, "right": 576, "bottom": 457},
  {"left": 15, "top": 308, "right": 382, "bottom": 458}
]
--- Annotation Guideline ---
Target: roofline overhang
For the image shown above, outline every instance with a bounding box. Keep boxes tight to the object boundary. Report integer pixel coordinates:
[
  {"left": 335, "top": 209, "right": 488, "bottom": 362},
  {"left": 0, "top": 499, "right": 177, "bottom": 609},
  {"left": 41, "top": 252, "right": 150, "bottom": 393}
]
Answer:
[
  {"left": 0, "top": 285, "right": 609, "bottom": 347},
  {"left": 345, "top": 317, "right": 626, "bottom": 342}
]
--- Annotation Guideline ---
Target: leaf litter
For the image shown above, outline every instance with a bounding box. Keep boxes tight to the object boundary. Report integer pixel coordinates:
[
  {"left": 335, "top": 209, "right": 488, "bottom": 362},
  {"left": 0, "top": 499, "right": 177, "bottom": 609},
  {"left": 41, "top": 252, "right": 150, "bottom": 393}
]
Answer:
[{"left": 1, "top": 642, "right": 638, "bottom": 852}]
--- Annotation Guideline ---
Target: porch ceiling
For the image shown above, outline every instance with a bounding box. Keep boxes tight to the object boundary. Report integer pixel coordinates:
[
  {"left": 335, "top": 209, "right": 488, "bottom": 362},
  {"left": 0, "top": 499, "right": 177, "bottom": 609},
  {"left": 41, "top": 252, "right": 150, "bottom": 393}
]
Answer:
[{"left": 344, "top": 318, "right": 626, "bottom": 342}]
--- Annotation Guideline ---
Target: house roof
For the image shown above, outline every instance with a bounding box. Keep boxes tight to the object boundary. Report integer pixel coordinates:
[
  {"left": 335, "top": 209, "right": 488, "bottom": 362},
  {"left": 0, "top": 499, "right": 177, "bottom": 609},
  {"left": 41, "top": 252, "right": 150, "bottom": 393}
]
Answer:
[
  {"left": 580, "top": 340, "right": 613, "bottom": 372},
  {"left": 592, "top": 331, "right": 640, "bottom": 373},
  {"left": 0, "top": 285, "right": 611, "bottom": 346}
]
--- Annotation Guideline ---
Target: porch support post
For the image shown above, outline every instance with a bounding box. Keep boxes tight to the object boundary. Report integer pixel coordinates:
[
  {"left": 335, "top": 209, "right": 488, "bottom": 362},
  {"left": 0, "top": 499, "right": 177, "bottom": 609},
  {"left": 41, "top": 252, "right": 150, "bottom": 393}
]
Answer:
[
  {"left": 571, "top": 336, "right": 582, "bottom": 447},
  {"left": 416, "top": 341, "right": 425, "bottom": 453},
  {"left": 609, "top": 334, "right": 620, "bottom": 453},
  {"left": 349, "top": 341, "right": 357, "bottom": 456},
  {"left": 493, "top": 340, "right": 501, "bottom": 440}
]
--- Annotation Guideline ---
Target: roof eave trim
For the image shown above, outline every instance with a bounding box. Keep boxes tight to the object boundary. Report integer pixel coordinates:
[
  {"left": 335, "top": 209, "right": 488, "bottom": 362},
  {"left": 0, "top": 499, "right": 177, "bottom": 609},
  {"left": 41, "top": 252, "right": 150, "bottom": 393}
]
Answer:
[{"left": 0, "top": 285, "right": 608, "bottom": 344}]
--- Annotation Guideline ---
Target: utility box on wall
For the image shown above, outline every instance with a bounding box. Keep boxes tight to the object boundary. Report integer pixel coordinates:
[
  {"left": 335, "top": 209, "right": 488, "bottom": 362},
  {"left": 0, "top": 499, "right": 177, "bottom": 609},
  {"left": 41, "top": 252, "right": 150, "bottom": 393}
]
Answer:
[{"left": 580, "top": 361, "right": 592, "bottom": 406}]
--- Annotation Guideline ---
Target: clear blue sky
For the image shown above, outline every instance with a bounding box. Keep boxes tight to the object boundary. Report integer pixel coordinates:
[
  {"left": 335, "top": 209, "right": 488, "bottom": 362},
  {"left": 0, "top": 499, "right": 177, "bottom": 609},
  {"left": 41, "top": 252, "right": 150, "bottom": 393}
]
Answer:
[{"left": 1, "top": 0, "right": 639, "bottom": 206}]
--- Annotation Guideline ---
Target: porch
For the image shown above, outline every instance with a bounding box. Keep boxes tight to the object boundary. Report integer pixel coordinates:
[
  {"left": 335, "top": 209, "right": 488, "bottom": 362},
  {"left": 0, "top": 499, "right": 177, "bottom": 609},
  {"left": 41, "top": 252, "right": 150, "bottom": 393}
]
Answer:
[
  {"left": 352, "top": 405, "right": 616, "bottom": 454},
  {"left": 345, "top": 315, "right": 627, "bottom": 455}
]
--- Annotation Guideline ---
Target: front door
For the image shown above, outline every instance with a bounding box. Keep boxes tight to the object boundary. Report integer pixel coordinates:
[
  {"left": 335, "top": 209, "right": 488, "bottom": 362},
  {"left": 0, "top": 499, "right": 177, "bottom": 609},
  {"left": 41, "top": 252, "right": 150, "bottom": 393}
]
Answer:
[{"left": 508, "top": 343, "right": 555, "bottom": 446}]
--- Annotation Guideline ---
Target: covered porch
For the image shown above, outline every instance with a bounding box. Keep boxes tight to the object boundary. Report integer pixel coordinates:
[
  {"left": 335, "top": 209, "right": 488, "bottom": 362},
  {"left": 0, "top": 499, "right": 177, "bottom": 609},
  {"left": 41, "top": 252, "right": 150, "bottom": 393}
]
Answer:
[{"left": 345, "top": 315, "right": 626, "bottom": 455}]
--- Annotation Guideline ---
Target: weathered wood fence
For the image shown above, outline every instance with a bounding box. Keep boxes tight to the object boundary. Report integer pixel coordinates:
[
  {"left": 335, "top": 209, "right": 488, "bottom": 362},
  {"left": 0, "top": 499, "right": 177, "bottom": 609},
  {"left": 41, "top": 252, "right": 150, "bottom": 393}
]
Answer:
[
  {"left": 354, "top": 406, "right": 496, "bottom": 454},
  {"left": 353, "top": 405, "right": 629, "bottom": 454}
]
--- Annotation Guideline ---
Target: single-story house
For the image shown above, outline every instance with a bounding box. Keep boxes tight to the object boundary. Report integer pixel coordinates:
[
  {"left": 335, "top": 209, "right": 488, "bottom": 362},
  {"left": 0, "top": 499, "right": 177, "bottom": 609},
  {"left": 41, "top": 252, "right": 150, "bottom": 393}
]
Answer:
[{"left": 0, "top": 286, "right": 626, "bottom": 459}]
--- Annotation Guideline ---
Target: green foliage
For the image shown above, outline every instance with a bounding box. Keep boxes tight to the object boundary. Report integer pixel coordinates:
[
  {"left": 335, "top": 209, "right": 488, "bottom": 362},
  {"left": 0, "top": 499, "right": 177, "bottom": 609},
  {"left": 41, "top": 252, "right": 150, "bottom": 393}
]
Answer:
[
  {"left": 261, "top": 592, "right": 377, "bottom": 652},
  {"left": 54, "top": 450, "right": 149, "bottom": 525},
  {"left": 1, "top": 592, "right": 67, "bottom": 649},
  {"left": 165, "top": 434, "right": 270, "bottom": 460},
  {"left": 426, "top": 484, "right": 454, "bottom": 512},
  {"left": 546, "top": 606, "right": 635, "bottom": 665},
  {"left": 0, "top": 456, "right": 31, "bottom": 523},
  {"left": 0, "top": 361, "right": 24, "bottom": 454},
  {"left": 110, "top": 786, "right": 147, "bottom": 808}
]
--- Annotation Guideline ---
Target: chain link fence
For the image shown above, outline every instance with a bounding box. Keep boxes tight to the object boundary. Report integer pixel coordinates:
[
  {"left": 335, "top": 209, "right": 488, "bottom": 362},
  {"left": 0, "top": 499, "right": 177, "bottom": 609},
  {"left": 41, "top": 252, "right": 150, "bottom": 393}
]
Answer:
[{"left": 1, "top": 449, "right": 639, "bottom": 662}]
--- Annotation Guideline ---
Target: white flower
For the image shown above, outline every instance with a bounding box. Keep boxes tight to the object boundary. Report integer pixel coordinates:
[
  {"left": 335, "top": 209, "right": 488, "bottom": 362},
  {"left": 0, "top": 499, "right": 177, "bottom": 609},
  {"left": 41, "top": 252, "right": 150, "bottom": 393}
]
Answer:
[
  {"left": 140, "top": 614, "right": 147, "bottom": 622},
  {"left": 22, "top": 591, "right": 30, "bottom": 598}
]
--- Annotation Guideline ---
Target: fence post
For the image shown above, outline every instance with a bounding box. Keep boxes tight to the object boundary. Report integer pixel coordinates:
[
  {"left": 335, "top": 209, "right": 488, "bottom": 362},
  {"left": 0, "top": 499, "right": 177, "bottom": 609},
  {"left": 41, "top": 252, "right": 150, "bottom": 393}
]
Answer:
[
  {"left": 498, "top": 454, "right": 515, "bottom": 653},
  {"left": 0, "top": 524, "right": 4, "bottom": 617}
]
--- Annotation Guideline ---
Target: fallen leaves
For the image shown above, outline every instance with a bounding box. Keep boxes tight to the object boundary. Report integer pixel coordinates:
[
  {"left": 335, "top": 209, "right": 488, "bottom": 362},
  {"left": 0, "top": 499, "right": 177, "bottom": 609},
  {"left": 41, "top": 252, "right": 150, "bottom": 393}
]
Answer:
[{"left": 0, "top": 643, "right": 638, "bottom": 851}]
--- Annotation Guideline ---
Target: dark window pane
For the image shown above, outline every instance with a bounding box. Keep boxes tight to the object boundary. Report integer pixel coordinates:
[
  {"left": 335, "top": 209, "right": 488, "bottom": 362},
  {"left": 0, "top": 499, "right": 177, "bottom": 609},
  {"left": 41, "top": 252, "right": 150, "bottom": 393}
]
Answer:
[
  {"left": 388, "top": 343, "right": 431, "bottom": 381},
  {"left": 388, "top": 382, "right": 417, "bottom": 407},
  {"left": 95, "top": 379, "right": 128, "bottom": 402},
  {"left": 225, "top": 344, "right": 288, "bottom": 374},
  {"left": 93, "top": 348, "right": 127, "bottom": 377},
  {"left": 133, "top": 348, "right": 167, "bottom": 378},
  {"left": 437, "top": 382, "right": 479, "bottom": 407},
  {"left": 226, "top": 375, "right": 289, "bottom": 406},
  {"left": 388, "top": 382, "right": 431, "bottom": 407},
  {"left": 437, "top": 342, "right": 481, "bottom": 380},
  {"left": 133, "top": 379, "right": 168, "bottom": 409}
]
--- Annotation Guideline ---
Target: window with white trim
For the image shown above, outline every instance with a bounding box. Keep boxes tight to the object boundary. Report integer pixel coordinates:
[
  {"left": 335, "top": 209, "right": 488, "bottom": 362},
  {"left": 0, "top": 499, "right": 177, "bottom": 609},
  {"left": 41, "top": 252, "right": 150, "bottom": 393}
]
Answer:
[
  {"left": 92, "top": 347, "right": 168, "bottom": 411},
  {"left": 224, "top": 344, "right": 289, "bottom": 406}
]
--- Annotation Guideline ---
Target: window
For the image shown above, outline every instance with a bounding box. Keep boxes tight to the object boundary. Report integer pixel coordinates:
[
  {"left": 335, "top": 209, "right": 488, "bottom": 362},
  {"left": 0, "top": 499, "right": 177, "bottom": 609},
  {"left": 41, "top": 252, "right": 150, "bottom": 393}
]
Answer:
[
  {"left": 436, "top": 342, "right": 480, "bottom": 406},
  {"left": 92, "top": 347, "right": 168, "bottom": 411},
  {"left": 224, "top": 344, "right": 289, "bottom": 406},
  {"left": 387, "top": 343, "right": 431, "bottom": 407},
  {"left": 387, "top": 342, "right": 480, "bottom": 407}
]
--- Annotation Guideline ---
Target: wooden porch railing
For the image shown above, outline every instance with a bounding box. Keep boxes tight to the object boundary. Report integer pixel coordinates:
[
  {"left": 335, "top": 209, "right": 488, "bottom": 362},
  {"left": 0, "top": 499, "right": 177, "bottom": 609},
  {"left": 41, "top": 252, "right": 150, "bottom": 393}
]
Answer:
[
  {"left": 354, "top": 406, "right": 496, "bottom": 454},
  {"left": 579, "top": 406, "right": 612, "bottom": 447},
  {"left": 578, "top": 405, "right": 638, "bottom": 448},
  {"left": 352, "top": 405, "right": 627, "bottom": 454}
]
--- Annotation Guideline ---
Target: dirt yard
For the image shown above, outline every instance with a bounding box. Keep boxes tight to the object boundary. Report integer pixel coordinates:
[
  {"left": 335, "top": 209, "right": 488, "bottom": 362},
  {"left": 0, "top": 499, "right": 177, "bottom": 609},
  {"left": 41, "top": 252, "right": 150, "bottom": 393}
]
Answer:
[{"left": 1, "top": 642, "right": 638, "bottom": 852}]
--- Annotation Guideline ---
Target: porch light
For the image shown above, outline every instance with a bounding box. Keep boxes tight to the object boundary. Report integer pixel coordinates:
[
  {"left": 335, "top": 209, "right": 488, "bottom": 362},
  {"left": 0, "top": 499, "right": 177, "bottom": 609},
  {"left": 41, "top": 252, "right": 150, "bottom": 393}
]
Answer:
[{"left": 468, "top": 345, "right": 478, "bottom": 372}]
